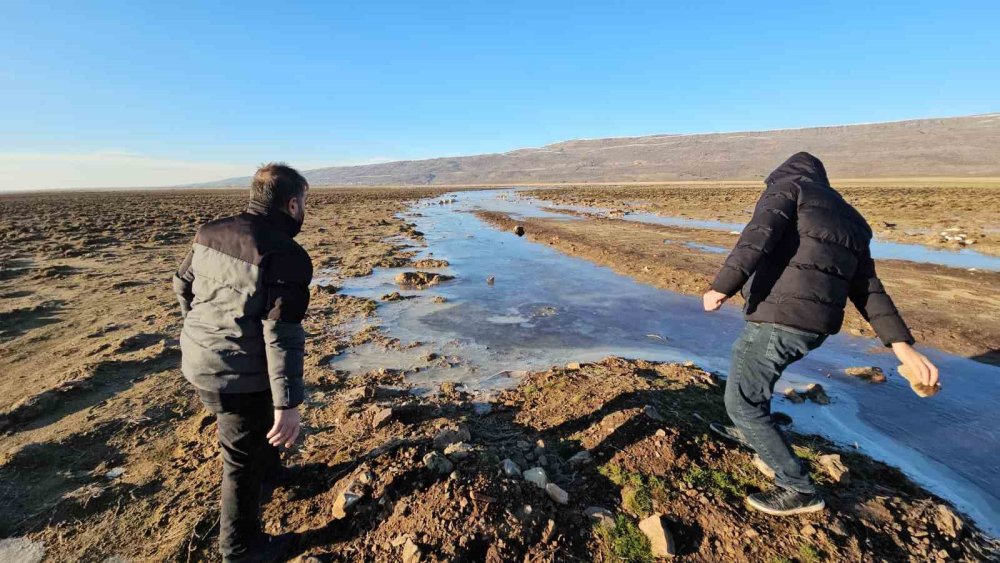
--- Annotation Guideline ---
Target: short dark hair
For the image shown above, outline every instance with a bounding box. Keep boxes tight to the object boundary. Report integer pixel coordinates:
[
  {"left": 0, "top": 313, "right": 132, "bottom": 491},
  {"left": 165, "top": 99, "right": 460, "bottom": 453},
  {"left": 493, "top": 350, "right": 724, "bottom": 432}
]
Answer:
[{"left": 250, "top": 162, "right": 308, "bottom": 208}]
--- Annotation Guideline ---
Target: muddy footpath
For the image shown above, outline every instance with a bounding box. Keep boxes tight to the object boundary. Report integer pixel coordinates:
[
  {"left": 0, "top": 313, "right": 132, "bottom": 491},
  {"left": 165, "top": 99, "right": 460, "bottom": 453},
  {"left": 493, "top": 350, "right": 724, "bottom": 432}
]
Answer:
[{"left": 0, "top": 187, "right": 998, "bottom": 562}]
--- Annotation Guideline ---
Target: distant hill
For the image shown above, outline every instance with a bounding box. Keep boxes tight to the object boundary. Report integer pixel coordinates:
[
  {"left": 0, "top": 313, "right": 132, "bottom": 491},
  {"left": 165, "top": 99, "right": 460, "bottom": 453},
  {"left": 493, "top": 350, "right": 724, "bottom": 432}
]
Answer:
[{"left": 200, "top": 113, "right": 1000, "bottom": 186}]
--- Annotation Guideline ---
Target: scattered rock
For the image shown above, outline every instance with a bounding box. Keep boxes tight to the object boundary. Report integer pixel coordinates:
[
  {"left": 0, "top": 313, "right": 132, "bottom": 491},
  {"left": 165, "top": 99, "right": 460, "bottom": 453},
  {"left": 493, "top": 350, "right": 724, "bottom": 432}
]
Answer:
[
  {"left": 0, "top": 538, "right": 44, "bottom": 563},
  {"left": 783, "top": 388, "right": 805, "bottom": 404},
  {"left": 845, "top": 366, "right": 887, "bottom": 383},
  {"left": 585, "top": 506, "right": 615, "bottom": 527},
  {"left": 394, "top": 271, "right": 453, "bottom": 288},
  {"left": 513, "top": 225, "right": 526, "bottom": 237},
  {"left": 934, "top": 504, "right": 964, "bottom": 538},
  {"left": 380, "top": 291, "right": 406, "bottom": 302},
  {"left": 817, "top": 454, "right": 850, "bottom": 485},
  {"left": 523, "top": 467, "right": 549, "bottom": 489},
  {"left": 486, "top": 276, "right": 495, "bottom": 285},
  {"left": 342, "top": 386, "right": 373, "bottom": 406},
  {"left": 804, "top": 383, "right": 830, "bottom": 405},
  {"left": 501, "top": 458, "right": 522, "bottom": 478},
  {"left": 655, "top": 429, "right": 667, "bottom": 437},
  {"left": 565, "top": 361, "right": 582, "bottom": 371},
  {"left": 638, "top": 514, "right": 676, "bottom": 558},
  {"left": 402, "top": 538, "right": 423, "bottom": 563},
  {"left": 545, "top": 483, "right": 569, "bottom": 504},
  {"left": 801, "top": 523, "right": 817, "bottom": 536},
  {"left": 431, "top": 296, "right": 448, "bottom": 304},
  {"left": 332, "top": 480, "right": 365, "bottom": 519},
  {"left": 444, "top": 442, "right": 475, "bottom": 461},
  {"left": 642, "top": 404, "right": 664, "bottom": 421},
  {"left": 104, "top": 467, "right": 126, "bottom": 479},
  {"left": 433, "top": 426, "right": 471, "bottom": 449},
  {"left": 567, "top": 450, "right": 593, "bottom": 466},
  {"left": 412, "top": 258, "right": 449, "bottom": 268},
  {"left": 423, "top": 451, "right": 454, "bottom": 475},
  {"left": 771, "top": 411, "right": 793, "bottom": 426},
  {"left": 371, "top": 407, "right": 394, "bottom": 429}
]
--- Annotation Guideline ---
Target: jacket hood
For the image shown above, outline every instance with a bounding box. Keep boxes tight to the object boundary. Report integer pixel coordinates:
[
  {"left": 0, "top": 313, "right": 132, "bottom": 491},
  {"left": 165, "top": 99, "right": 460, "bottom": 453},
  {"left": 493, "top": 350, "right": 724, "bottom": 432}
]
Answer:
[
  {"left": 246, "top": 200, "right": 303, "bottom": 238},
  {"left": 765, "top": 152, "right": 830, "bottom": 188}
]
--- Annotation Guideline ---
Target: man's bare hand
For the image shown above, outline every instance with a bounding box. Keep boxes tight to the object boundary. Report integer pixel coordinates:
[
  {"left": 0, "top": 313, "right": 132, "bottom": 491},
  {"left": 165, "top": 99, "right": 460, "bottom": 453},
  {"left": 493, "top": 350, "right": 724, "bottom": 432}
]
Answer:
[
  {"left": 267, "top": 407, "right": 301, "bottom": 448},
  {"left": 892, "top": 342, "right": 939, "bottom": 387},
  {"left": 703, "top": 290, "right": 728, "bottom": 312}
]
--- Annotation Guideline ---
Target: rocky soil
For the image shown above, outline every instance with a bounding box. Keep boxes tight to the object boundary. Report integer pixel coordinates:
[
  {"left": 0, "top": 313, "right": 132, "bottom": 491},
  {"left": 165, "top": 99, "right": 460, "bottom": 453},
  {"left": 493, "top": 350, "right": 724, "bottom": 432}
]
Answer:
[{"left": 0, "top": 188, "right": 997, "bottom": 562}]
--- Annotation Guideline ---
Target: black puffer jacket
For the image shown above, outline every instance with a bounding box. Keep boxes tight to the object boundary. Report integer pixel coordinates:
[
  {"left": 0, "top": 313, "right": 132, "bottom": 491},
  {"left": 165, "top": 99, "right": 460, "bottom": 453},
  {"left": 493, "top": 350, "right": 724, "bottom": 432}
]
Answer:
[
  {"left": 712, "top": 152, "right": 913, "bottom": 345},
  {"left": 173, "top": 201, "right": 313, "bottom": 408}
]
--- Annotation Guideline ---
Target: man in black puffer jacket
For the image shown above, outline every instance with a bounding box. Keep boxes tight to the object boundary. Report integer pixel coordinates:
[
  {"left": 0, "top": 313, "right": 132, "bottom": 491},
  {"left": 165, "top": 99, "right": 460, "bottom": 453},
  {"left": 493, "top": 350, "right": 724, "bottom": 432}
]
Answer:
[
  {"left": 174, "top": 163, "right": 312, "bottom": 561},
  {"left": 703, "top": 152, "right": 939, "bottom": 516}
]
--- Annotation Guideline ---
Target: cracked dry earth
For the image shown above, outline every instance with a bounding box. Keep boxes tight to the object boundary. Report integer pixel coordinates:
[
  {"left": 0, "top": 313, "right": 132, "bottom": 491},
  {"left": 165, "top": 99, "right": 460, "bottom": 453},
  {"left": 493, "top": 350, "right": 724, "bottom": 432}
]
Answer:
[{"left": 0, "top": 188, "right": 997, "bottom": 562}]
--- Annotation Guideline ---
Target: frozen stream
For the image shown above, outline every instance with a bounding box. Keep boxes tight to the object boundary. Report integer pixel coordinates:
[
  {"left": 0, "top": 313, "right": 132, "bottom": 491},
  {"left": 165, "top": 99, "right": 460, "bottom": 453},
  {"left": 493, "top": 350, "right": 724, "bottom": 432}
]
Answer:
[
  {"left": 328, "top": 189, "right": 1000, "bottom": 536},
  {"left": 539, "top": 198, "right": 1000, "bottom": 271}
]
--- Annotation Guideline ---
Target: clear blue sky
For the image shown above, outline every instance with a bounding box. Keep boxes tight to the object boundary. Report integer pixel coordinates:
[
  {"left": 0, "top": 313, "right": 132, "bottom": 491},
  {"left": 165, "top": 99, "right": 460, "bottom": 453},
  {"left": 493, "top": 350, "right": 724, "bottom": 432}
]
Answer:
[{"left": 1, "top": 1, "right": 997, "bottom": 189}]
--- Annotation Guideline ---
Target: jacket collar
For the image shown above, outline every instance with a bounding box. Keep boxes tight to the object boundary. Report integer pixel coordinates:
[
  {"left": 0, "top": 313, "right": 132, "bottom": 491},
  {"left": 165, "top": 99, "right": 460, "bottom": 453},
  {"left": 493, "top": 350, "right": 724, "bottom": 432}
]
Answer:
[{"left": 246, "top": 200, "right": 303, "bottom": 238}]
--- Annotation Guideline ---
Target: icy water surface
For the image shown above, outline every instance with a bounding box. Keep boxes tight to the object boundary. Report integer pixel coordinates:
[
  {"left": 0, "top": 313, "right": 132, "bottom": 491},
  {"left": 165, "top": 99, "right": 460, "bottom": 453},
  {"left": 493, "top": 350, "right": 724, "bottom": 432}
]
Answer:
[
  {"left": 328, "top": 189, "right": 1000, "bottom": 535},
  {"left": 540, "top": 197, "right": 1000, "bottom": 271}
]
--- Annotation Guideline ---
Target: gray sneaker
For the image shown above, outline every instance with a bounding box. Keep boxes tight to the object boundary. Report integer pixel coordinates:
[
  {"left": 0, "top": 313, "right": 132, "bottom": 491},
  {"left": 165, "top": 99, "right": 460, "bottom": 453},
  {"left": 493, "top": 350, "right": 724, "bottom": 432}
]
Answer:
[{"left": 746, "top": 488, "right": 825, "bottom": 516}]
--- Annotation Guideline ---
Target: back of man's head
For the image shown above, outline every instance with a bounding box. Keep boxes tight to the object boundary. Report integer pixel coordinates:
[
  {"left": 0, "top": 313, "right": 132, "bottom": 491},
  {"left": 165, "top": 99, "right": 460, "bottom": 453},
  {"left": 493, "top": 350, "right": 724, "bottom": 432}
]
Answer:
[{"left": 250, "top": 163, "right": 308, "bottom": 209}]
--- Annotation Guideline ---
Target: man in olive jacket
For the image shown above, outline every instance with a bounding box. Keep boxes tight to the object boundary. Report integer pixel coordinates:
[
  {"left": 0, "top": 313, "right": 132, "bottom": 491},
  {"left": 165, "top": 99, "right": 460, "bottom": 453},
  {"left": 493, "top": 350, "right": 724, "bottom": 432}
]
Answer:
[
  {"left": 173, "top": 163, "right": 312, "bottom": 560},
  {"left": 703, "top": 152, "right": 939, "bottom": 516}
]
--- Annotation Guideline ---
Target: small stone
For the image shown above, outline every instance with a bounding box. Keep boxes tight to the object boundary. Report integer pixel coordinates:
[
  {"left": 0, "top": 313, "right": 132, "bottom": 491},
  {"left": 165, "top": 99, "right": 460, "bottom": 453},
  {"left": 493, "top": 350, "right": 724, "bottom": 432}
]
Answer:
[
  {"left": 934, "top": 504, "right": 964, "bottom": 538},
  {"left": 433, "top": 426, "right": 471, "bottom": 449},
  {"left": 642, "top": 404, "right": 664, "bottom": 421},
  {"left": 332, "top": 481, "right": 365, "bottom": 519},
  {"left": 638, "top": 514, "right": 676, "bottom": 558},
  {"left": 804, "top": 383, "right": 830, "bottom": 405},
  {"left": 845, "top": 366, "right": 887, "bottom": 383},
  {"left": 655, "top": 429, "right": 667, "bottom": 437},
  {"left": 402, "top": 539, "right": 423, "bottom": 563},
  {"left": 104, "top": 467, "right": 125, "bottom": 479},
  {"left": 744, "top": 528, "right": 760, "bottom": 539},
  {"left": 783, "top": 388, "right": 805, "bottom": 404},
  {"left": 565, "top": 361, "right": 582, "bottom": 371},
  {"left": 390, "top": 534, "right": 410, "bottom": 547},
  {"left": 585, "top": 506, "right": 615, "bottom": 527},
  {"left": 444, "top": 442, "right": 475, "bottom": 461},
  {"left": 342, "top": 386, "right": 373, "bottom": 406},
  {"left": 567, "top": 450, "right": 592, "bottom": 466},
  {"left": 423, "top": 451, "right": 454, "bottom": 475},
  {"left": 817, "top": 454, "right": 850, "bottom": 485},
  {"left": 516, "top": 440, "right": 532, "bottom": 451},
  {"left": 513, "top": 225, "right": 526, "bottom": 237},
  {"left": 372, "top": 407, "right": 394, "bottom": 429},
  {"left": 771, "top": 411, "right": 793, "bottom": 426},
  {"left": 523, "top": 467, "right": 549, "bottom": 489},
  {"left": 501, "top": 459, "right": 522, "bottom": 478},
  {"left": 486, "top": 276, "right": 495, "bottom": 285},
  {"left": 545, "top": 483, "right": 569, "bottom": 504},
  {"left": 357, "top": 470, "right": 375, "bottom": 485},
  {"left": 801, "top": 524, "right": 817, "bottom": 536}
]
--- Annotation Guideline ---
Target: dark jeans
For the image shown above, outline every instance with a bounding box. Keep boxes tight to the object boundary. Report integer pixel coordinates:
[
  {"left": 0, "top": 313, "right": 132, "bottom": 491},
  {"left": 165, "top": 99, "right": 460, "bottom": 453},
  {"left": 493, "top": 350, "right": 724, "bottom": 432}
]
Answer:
[
  {"left": 725, "top": 322, "right": 827, "bottom": 494},
  {"left": 198, "top": 390, "right": 279, "bottom": 561}
]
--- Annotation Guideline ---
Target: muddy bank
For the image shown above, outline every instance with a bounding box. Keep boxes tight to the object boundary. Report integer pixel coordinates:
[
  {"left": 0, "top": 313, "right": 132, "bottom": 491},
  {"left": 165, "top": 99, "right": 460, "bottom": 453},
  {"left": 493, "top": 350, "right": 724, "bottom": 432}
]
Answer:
[
  {"left": 527, "top": 182, "right": 1000, "bottom": 257},
  {"left": 475, "top": 210, "right": 1000, "bottom": 365}
]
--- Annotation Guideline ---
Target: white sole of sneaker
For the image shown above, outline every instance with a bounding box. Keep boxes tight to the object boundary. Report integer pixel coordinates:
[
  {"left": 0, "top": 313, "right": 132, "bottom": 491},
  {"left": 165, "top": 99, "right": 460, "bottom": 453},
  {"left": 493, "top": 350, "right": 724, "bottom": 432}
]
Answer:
[{"left": 745, "top": 496, "right": 826, "bottom": 516}]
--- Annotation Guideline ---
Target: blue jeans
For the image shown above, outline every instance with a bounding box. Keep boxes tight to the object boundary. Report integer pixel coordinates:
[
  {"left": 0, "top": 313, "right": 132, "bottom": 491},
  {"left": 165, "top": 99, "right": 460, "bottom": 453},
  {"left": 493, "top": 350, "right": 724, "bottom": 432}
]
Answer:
[{"left": 725, "top": 322, "right": 827, "bottom": 494}]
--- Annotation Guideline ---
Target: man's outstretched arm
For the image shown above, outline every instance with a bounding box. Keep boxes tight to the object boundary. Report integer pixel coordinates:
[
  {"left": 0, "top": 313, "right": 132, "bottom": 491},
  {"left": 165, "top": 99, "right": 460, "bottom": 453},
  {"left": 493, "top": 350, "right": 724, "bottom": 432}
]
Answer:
[
  {"left": 704, "top": 181, "right": 797, "bottom": 311},
  {"left": 848, "top": 248, "right": 938, "bottom": 387}
]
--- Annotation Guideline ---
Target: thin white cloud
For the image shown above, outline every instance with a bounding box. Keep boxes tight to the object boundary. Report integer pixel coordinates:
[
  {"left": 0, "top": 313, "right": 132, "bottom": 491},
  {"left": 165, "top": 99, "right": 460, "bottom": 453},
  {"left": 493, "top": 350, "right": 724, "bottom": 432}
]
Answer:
[{"left": 0, "top": 151, "right": 252, "bottom": 191}]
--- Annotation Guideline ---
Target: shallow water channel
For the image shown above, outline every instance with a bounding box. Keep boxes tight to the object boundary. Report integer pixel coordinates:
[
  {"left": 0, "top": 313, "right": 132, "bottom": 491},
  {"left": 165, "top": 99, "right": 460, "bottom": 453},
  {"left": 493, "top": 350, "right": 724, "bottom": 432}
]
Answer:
[{"left": 328, "top": 189, "right": 1000, "bottom": 536}]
